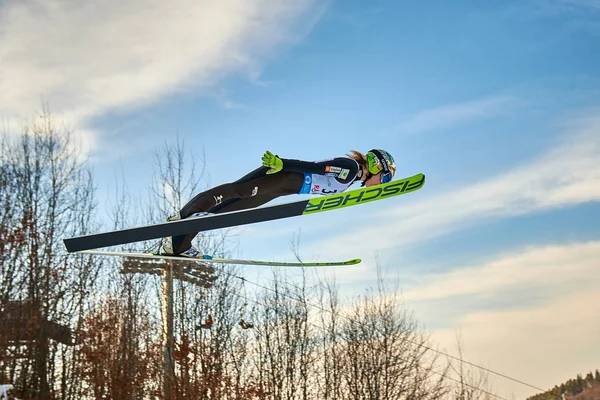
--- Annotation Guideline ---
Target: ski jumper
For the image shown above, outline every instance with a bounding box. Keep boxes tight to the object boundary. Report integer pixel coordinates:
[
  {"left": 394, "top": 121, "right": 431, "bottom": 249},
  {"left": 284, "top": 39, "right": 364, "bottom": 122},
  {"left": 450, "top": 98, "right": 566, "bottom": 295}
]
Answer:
[{"left": 172, "top": 157, "right": 363, "bottom": 254}]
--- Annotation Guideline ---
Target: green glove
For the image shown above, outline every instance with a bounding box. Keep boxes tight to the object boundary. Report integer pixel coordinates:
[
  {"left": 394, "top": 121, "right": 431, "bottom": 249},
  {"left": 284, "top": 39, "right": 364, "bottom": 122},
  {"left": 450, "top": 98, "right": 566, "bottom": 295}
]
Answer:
[{"left": 261, "top": 150, "right": 283, "bottom": 174}]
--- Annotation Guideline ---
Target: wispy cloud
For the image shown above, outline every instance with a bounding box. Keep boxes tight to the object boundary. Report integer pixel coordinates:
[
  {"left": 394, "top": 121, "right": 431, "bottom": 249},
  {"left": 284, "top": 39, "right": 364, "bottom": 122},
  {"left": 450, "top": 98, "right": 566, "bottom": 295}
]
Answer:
[
  {"left": 504, "top": 0, "right": 600, "bottom": 36},
  {"left": 223, "top": 100, "right": 245, "bottom": 110},
  {"left": 425, "top": 241, "right": 600, "bottom": 398},
  {"left": 403, "top": 241, "right": 600, "bottom": 302},
  {"left": 0, "top": 0, "right": 326, "bottom": 147},
  {"left": 338, "top": 7, "right": 387, "bottom": 29},
  {"left": 550, "top": 0, "right": 600, "bottom": 12},
  {"left": 305, "top": 111, "right": 600, "bottom": 262},
  {"left": 397, "top": 96, "right": 514, "bottom": 134},
  {"left": 431, "top": 290, "right": 600, "bottom": 399}
]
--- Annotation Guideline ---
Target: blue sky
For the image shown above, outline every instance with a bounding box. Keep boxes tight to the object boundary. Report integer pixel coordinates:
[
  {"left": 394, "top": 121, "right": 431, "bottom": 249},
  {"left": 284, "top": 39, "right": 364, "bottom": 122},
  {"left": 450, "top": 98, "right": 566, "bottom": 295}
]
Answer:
[{"left": 2, "top": 0, "right": 600, "bottom": 397}]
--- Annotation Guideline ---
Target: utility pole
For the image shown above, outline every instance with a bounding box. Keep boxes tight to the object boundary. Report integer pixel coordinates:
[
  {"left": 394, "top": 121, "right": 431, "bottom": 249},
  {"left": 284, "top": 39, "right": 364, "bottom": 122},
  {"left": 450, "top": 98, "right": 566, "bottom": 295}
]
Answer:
[
  {"left": 163, "top": 264, "right": 175, "bottom": 399},
  {"left": 120, "top": 257, "right": 216, "bottom": 400}
]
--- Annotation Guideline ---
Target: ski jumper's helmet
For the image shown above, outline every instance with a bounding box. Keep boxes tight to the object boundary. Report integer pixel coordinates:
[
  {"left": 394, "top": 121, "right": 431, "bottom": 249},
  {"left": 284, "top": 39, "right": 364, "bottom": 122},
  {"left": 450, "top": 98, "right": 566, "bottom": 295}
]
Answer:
[{"left": 366, "top": 149, "right": 396, "bottom": 184}]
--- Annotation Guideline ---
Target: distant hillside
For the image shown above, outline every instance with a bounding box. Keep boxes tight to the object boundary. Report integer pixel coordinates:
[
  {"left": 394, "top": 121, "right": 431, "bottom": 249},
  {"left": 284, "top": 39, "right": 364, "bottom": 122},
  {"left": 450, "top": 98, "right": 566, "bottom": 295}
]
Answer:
[
  {"left": 570, "top": 384, "right": 600, "bottom": 400},
  {"left": 527, "top": 370, "right": 600, "bottom": 400}
]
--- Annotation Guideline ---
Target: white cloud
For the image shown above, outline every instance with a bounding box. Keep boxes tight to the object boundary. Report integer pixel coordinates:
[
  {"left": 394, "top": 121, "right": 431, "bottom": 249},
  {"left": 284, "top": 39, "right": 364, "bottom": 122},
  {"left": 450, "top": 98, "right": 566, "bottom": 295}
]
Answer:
[
  {"left": 0, "top": 0, "right": 326, "bottom": 147},
  {"left": 397, "top": 96, "right": 514, "bottom": 134},
  {"left": 223, "top": 100, "right": 244, "bottom": 109},
  {"left": 403, "top": 241, "right": 600, "bottom": 302},
  {"left": 429, "top": 275, "right": 600, "bottom": 399}
]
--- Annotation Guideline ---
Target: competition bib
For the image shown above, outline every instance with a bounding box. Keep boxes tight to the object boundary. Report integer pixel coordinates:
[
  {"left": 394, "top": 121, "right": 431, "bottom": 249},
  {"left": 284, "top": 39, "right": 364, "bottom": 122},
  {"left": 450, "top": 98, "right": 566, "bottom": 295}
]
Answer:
[{"left": 299, "top": 173, "right": 355, "bottom": 195}]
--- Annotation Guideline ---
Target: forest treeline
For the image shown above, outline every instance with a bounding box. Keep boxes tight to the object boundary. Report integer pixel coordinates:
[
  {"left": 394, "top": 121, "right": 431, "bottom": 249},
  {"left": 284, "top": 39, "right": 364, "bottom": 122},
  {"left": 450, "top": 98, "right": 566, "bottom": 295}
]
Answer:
[{"left": 527, "top": 370, "right": 600, "bottom": 400}]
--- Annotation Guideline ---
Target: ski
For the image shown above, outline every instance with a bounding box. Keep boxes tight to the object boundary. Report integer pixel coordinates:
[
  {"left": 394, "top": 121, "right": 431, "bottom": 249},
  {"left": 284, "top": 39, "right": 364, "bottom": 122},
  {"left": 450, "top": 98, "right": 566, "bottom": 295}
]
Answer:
[
  {"left": 64, "top": 173, "right": 425, "bottom": 252},
  {"left": 79, "top": 250, "right": 361, "bottom": 267}
]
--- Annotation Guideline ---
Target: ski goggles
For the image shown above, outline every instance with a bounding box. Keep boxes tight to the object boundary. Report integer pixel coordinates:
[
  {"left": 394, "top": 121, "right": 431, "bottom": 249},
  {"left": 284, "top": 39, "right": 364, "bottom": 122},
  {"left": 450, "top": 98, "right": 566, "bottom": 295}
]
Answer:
[{"left": 380, "top": 171, "right": 393, "bottom": 184}]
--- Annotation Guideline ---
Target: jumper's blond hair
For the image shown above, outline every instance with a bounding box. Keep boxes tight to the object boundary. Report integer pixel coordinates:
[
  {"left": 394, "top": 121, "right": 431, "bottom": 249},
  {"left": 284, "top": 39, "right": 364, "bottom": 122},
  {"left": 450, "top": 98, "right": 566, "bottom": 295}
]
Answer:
[{"left": 346, "top": 150, "right": 367, "bottom": 167}]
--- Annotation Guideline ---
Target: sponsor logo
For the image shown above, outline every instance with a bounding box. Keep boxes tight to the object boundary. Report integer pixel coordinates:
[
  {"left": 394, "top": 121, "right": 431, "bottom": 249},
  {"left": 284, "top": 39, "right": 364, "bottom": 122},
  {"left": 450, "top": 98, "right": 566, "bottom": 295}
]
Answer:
[
  {"left": 325, "top": 167, "right": 349, "bottom": 179},
  {"left": 251, "top": 186, "right": 259, "bottom": 197},
  {"left": 303, "top": 174, "right": 425, "bottom": 213},
  {"left": 213, "top": 194, "right": 223, "bottom": 205}
]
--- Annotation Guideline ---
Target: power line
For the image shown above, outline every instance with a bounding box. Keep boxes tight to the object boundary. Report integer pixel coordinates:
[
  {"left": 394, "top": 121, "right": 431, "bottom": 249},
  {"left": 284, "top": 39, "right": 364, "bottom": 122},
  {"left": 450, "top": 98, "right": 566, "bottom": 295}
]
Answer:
[
  {"left": 218, "top": 268, "right": 544, "bottom": 394},
  {"left": 223, "top": 274, "right": 509, "bottom": 400}
]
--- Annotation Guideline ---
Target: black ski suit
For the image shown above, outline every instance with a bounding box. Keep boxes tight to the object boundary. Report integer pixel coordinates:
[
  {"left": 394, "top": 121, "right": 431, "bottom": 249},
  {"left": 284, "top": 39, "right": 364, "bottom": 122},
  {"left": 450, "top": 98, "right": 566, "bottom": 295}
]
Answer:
[{"left": 172, "top": 157, "right": 362, "bottom": 254}]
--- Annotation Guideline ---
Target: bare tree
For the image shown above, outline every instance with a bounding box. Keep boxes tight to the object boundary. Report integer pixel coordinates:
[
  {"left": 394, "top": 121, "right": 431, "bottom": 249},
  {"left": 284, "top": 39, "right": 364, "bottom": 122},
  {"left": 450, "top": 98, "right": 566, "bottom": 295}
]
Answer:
[
  {"left": 449, "top": 334, "right": 495, "bottom": 400},
  {"left": 77, "top": 295, "right": 160, "bottom": 399},
  {"left": 335, "top": 278, "right": 447, "bottom": 400},
  {"left": 148, "top": 137, "right": 252, "bottom": 399},
  {"left": 315, "top": 276, "right": 344, "bottom": 400},
  {"left": 0, "top": 107, "right": 98, "bottom": 399},
  {"left": 250, "top": 269, "right": 317, "bottom": 400}
]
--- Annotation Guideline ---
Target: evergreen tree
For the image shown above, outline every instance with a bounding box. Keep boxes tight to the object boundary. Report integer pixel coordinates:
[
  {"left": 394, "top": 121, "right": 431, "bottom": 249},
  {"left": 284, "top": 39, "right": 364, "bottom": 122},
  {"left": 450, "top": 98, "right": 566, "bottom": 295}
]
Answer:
[
  {"left": 576, "top": 374, "right": 585, "bottom": 394},
  {"left": 527, "top": 369, "right": 600, "bottom": 400},
  {"left": 585, "top": 372, "right": 594, "bottom": 386}
]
